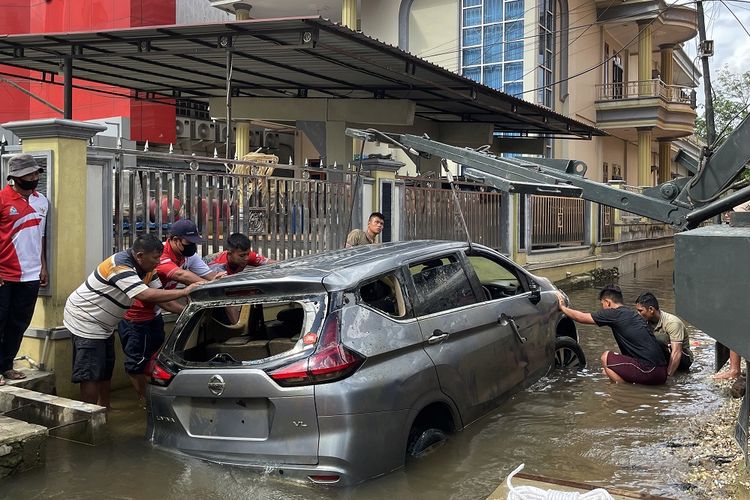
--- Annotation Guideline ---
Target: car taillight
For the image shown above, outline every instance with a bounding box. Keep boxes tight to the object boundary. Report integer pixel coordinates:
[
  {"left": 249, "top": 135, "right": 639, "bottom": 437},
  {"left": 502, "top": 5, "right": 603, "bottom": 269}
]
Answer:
[
  {"left": 148, "top": 357, "right": 175, "bottom": 387},
  {"left": 267, "top": 311, "right": 364, "bottom": 387}
]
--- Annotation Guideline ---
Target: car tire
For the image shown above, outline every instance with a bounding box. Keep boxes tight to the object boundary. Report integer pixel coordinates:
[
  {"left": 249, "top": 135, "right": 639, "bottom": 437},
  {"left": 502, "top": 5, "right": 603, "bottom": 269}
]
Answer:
[
  {"left": 407, "top": 427, "right": 447, "bottom": 458},
  {"left": 554, "top": 336, "right": 586, "bottom": 370}
]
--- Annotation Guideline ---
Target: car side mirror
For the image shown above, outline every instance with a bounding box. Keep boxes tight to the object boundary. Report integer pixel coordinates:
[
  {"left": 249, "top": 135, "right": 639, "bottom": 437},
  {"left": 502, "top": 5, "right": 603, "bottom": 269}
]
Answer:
[{"left": 528, "top": 281, "right": 541, "bottom": 305}]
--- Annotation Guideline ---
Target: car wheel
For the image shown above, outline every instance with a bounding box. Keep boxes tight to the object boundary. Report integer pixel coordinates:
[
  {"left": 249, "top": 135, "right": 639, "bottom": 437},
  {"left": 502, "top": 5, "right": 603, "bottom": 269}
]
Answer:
[
  {"left": 407, "top": 427, "right": 447, "bottom": 458},
  {"left": 554, "top": 336, "right": 586, "bottom": 370}
]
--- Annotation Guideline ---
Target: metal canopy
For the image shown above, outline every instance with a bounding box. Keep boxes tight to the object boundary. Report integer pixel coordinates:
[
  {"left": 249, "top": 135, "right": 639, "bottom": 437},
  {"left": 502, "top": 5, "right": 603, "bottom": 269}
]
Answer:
[{"left": 0, "top": 17, "right": 603, "bottom": 139}]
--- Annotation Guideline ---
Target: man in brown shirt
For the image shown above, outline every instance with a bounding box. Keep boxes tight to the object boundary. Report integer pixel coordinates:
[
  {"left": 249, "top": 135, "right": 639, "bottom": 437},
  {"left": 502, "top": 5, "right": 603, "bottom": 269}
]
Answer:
[
  {"left": 346, "top": 212, "right": 385, "bottom": 247},
  {"left": 635, "top": 292, "right": 693, "bottom": 376}
]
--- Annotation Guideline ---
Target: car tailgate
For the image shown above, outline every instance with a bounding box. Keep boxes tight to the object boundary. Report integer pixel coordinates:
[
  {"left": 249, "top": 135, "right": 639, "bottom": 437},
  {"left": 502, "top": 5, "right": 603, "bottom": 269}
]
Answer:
[{"left": 151, "top": 367, "right": 319, "bottom": 465}]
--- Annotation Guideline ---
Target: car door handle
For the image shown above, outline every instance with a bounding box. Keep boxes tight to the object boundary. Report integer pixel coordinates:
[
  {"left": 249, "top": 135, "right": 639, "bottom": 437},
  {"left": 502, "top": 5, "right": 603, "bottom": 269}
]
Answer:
[
  {"left": 428, "top": 329, "right": 450, "bottom": 344},
  {"left": 499, "top": 313, "right": 527, "bottom": 344}
]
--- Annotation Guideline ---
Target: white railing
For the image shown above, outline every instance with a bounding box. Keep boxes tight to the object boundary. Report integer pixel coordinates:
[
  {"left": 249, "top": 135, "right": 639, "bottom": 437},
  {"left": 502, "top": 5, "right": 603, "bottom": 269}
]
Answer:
[{"left": 596, "top": 80, "right": 693, "bottom": 105}]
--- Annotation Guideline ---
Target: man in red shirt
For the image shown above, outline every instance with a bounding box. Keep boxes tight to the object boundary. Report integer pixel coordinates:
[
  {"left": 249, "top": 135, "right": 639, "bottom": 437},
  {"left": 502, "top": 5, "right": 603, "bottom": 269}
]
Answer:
[
  {"left": 209, "top": 232, "right": 275, "bottom": 275},
  {"left": 118, "top": 219, "right": 222, "bottom": 402},
  {"left": 0, "top": 155, "right": 48, "bottom": 385}
]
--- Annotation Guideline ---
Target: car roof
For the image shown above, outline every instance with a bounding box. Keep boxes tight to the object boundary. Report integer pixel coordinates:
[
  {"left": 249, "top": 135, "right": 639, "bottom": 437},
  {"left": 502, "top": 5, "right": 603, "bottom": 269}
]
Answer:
[{"left": 194, "top": 240, "right": 477, "bottom": 295}]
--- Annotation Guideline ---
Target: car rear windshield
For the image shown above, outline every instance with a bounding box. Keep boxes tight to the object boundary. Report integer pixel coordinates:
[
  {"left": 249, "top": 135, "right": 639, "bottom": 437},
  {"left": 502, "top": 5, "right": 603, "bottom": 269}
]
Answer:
[{"left": 167, "top": 296, "right": 325, "bottom": 365}]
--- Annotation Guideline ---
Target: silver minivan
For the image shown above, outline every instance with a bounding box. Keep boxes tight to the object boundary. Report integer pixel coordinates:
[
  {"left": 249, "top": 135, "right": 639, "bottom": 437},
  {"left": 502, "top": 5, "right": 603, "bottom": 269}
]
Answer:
[{"left": 146, "top": 240, "right": 584, "bottom": 485}]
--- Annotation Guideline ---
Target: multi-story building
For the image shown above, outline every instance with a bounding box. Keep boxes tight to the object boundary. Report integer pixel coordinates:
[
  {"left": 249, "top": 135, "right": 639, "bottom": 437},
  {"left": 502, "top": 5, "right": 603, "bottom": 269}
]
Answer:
[{"left": 360, "top": 0, "right": 701, "bottom": 186}]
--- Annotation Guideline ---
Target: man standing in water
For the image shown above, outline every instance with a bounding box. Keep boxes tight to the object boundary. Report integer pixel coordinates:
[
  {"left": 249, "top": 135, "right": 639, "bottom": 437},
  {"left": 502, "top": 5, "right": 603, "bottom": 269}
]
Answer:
[{"left": 557, "top": 284, "right": 667, "bottom": 385}]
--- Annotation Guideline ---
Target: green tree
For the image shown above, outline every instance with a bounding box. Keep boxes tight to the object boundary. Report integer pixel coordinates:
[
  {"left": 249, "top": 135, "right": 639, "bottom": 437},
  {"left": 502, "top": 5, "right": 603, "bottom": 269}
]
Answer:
[{"left": 695, "top": 66, "right": 750, "bottom": 146}]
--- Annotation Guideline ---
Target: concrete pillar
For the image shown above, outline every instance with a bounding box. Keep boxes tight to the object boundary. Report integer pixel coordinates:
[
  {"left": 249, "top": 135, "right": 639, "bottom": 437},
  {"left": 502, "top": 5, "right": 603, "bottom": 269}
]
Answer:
[
  {"left": 234, "top": 4, "right": 251, "bottom": 20},
  {"left": 2, "top": 119, "right": 106, "bottom": 397},
  {"left": 325, "top": 121, "right": 352, "bottom": 167},
  {"left": 360, "top": 157, "right": 404, "bottom": 243},
  {"left": 637, "top": 21, "right": 653, "bottom": 96},
  {"left": 342, "top": 0, "right": 357, "bottom": 30},
  {"left": 658, "top": 141, "right": 672, "bottom": 183},
  {"left": 660, "top": 44, "right": 674, "bottom": 85},
  {"left": 235, "top": 122, "right": 251, "bottom": 158},
  {"left": 637, "top": 127, "right": 653, "bottom": 186}
]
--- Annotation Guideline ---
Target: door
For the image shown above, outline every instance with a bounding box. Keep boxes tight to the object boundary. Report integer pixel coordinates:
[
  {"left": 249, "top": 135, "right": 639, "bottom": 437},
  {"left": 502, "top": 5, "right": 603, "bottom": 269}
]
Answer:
[{"left": 408, "top": 254, "right": 525, "bottom": 425}]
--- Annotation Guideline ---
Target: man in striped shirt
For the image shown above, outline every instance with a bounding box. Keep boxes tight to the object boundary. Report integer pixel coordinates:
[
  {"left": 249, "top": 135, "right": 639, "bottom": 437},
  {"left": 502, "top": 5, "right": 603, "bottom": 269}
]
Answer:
[
  {"left": 0, "top": 154, "right": 48, "bottom": 386},
  {"left": 64, "top": 234, "right": 197, "bottom": 407}
]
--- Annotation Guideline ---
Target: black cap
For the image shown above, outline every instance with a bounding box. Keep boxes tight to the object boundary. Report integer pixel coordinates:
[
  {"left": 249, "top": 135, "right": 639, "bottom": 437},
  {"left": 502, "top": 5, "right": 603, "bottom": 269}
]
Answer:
[{"left": 169, "top": 219, "right": 203, "bottom": 244}]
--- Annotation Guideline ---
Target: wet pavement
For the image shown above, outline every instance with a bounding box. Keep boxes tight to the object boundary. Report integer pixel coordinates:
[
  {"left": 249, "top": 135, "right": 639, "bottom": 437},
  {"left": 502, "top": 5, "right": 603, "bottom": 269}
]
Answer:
[{"left": 1, "top": 262, "right": 724, "bottom": 499}]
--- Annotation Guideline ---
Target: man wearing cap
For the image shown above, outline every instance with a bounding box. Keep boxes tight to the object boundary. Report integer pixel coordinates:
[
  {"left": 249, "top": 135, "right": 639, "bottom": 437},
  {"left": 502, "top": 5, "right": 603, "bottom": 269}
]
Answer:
[
  {"left": 0, "top": 154, "right": 48, "bottom": 386},
  {"left": 118, "top": 219, "right": 223, "bottom": 402}
]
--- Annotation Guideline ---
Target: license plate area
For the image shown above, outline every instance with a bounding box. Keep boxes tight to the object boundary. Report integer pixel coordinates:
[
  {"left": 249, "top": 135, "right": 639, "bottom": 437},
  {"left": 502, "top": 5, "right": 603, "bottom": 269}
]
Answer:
[{"left": 187, "top": 397, "right": 271, "bottom": 439}]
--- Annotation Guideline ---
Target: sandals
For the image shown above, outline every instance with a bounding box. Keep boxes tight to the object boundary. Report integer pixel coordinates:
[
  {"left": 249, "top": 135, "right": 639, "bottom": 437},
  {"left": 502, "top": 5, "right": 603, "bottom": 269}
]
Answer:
[{"left": 3, "top": 369, "right": 26, "bottom": 380}]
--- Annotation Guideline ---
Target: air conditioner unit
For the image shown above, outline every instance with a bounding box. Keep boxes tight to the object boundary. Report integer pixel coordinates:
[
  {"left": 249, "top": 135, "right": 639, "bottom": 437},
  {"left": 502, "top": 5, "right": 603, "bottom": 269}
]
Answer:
[
  {"left": 194, "top": 120, "right": 214, "bottom": 141},
  {"left": 215, "top": 124, "right": 236, "bottom": 143},
  {"left": 176, "top": 119, "right": 192, "bottom": 139}
]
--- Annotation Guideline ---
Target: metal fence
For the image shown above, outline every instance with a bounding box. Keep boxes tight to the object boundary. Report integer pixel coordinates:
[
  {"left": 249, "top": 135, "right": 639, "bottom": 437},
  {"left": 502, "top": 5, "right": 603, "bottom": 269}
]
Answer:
[
  {"left": 530, "top": 195, "right": 585, "bottom": 249},
  {"left": 113, "top": 161, "right": 352, "bottom": 260},
  {"left": 403, "top": 182, "right": 503, "bottom": 251}
]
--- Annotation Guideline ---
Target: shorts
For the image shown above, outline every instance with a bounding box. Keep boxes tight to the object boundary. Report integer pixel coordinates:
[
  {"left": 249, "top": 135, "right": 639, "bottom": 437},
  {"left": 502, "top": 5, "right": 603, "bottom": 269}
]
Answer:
[
  {"left": 605, "top": 352, "right": 667, "bottom": 385},
  {"left": 118, "top": 316, "right": 165, "bottom": 374},
  {"left": 71, "top": 334, "right": 115, "bottom": 383}
]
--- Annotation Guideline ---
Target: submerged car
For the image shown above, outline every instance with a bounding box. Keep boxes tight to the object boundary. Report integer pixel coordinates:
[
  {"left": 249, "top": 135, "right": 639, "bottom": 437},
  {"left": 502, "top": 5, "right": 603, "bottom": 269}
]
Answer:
[{"left": 146, "top": 240, "right": 585, "bottom": 485}]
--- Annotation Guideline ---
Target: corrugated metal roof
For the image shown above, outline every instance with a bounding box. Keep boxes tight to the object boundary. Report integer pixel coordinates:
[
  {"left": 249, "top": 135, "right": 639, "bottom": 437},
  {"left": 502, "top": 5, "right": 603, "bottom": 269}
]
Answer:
[{"left": 0, "top": 17, "right": 604, "bottom": 138}]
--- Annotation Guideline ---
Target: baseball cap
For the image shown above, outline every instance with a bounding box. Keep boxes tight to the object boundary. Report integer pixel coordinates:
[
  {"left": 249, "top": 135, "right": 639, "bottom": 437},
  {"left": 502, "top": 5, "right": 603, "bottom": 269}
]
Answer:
[
  {"left": 7, "top": 154, "right": 43, "bottom": 180},
  {"left": 169, "top": 219, "right": 203, "bottom": 244}
]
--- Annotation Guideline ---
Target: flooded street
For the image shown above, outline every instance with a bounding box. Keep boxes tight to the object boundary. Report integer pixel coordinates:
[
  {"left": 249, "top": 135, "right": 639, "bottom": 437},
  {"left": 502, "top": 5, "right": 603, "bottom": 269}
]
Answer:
[{"left": 2, "top": 261, "right": 725, "bottom": 499}]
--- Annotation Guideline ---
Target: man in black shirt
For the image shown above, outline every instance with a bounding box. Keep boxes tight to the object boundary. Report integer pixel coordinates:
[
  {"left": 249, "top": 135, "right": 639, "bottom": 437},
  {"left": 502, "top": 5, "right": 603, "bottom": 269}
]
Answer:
[{"left": 557, "top": 284, "right": 667, "bottom": 385}]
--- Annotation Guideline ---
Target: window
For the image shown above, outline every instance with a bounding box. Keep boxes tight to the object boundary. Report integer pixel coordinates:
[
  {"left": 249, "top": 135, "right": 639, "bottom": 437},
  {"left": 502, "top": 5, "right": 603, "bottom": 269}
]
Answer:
[
  {"left": 359, "top": 274, "right": 407, "bottom": 318},
  {"left": 537, "top": 0, "right": 555, "bottom": 109},
  {"left": 466, "top": 253, "right": 524, "bottom": 300},
  {"left": 409, "top": 256, "right": 477, "bottom": 315},
  {"left": 460, "top": 0, "right": 525, "bottom": 95}
]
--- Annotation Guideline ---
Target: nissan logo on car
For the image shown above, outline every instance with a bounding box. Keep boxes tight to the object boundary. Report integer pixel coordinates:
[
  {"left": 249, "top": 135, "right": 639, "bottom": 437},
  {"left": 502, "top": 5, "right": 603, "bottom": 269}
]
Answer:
[{"left": 208, "top": 375, "right": 225, "bottom": 396}]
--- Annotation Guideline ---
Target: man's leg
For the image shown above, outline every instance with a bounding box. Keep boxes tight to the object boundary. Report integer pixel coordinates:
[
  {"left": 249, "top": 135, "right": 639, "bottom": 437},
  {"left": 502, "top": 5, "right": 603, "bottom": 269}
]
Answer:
[
  {"left": 714, "top": 350, "right": 742, "bottom": 380},
  {"left": 601, "top": 351, "right": 627, "bottom": 383},
  {"left": 0, "top": 283, "right": 17, "bottom": 374},
  {"left": 98, "top": 380, "right": 112, "bottom": 408},
  {"left": 80, "top": 381, "right": 100, "bottom": 404},
  {"left": 3, "top": 281, "right": 40, "bottom": 378}
]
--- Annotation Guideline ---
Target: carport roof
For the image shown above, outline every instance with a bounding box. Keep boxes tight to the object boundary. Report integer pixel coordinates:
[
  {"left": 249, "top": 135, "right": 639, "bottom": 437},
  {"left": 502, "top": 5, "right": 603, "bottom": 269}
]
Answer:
[{"left": 0, "top": 17, "right": 604, "bottom": 139}]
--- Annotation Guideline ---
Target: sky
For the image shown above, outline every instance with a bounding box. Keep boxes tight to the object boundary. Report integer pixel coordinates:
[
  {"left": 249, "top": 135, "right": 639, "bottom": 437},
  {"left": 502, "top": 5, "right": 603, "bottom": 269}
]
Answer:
[{"left": 683, "top": 0, "right": 750, "bottom": 80}]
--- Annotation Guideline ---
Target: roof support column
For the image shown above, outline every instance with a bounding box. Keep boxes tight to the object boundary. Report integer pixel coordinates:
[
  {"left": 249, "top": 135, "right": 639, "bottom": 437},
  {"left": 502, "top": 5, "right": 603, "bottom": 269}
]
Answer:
[
  {"left": 63, "top": 55, "right": 73, "bottom": 120},
  {"left": 637, "top": 20, "right": 653, "bottom": 96},
  {"left": 235, "top": 122, "right": 250, "bottom": 158},
  {"left": 660, "top": 44, "right": 674, "bottom": 85},
  {"left": 659, "top": 140, "right": 672, "bottom": 184},
  {"left": 638, "top": 127, "right": 653, "bottom": 186},
  {"left": 342, "top": 0, "right": 357, "bottom": 30},
  {"left": 326, "top": 121, "right": 352, "bottom": 168}
]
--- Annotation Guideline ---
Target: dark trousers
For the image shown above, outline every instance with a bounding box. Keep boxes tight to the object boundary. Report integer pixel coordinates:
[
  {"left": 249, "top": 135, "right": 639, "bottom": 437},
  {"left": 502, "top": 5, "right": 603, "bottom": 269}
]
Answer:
[{"left": 0, "top": 281, "right": 41, "bottom": 372}]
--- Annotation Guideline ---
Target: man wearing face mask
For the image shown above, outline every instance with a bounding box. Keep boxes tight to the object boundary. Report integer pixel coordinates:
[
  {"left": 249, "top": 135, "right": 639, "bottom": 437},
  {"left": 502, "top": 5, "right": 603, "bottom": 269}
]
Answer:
[
  {"left": 118, "top": 219, "right": 221, "bottom": 403},
  {"left": 0, "top": 154, "right": 48, "bottom": 386}
]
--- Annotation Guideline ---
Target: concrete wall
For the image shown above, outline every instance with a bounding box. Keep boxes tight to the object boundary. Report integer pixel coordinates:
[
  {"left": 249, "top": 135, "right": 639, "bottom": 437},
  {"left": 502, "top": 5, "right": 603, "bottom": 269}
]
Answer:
[
  {"left": 409, "top": 0, "right": 459, "bottom": 73},
  {"left": 360, "top": 0, "right": 400, "bottom": 47},
  {"left": 176, "top": 0, "right": 233, "bottom": 24}
]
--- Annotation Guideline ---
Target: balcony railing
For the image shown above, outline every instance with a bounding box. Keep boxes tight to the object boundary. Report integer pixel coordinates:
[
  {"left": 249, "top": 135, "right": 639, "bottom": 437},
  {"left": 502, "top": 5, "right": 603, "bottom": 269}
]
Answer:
[{"left": 596, "top": 80, "right": 694, "bottom": 105}]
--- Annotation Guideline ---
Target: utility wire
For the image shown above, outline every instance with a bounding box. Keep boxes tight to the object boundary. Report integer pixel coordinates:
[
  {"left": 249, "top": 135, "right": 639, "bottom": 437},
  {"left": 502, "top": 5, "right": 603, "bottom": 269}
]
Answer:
[{"left": 719, "top": 0, "right": 750, "bottom": 38}]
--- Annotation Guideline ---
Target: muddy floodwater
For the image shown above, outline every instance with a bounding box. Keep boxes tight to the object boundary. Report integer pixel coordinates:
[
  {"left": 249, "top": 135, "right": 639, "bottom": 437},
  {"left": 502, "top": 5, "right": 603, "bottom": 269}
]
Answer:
[{"left": 3, "top": 261, "right": 725, "bottom": 499}]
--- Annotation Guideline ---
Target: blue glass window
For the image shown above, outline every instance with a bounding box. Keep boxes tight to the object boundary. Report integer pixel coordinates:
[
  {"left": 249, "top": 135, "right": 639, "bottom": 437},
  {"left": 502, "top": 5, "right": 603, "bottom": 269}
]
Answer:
[
  {"left": 463, "top": 67, "right": 481, "bottom": 82},
  {"left": 463, "top": 0, "right": 482, "bottom": 6},
  {"left": 504, "top": 82, "right": 523, "bottom": 97},
  {"left": 504, "top": 41, "right": 523, "bottom": 60},
  {"left": 463, "top": 27, "right": 481, "bottom": 47},
  {"left": 505, "top": 20, "right": 523, "bottom": 42},
  {"left": 463, "top": 7, "right": 481, "bottom": 27},
  {"left": 484, "top": 0, "right": 503, "bottom": 23},
  {"left": 483, "top": 65, "right": 502, "bottom": 89},
  {"left": 505, "top": 61, "right": 523, "bottom": 81},
  {"left": 463, "top": 48, "right": 481, "bottom": 66},
  {"left": 483, "top": 25, "right": 503, "bottom": 63},
  {"left": 506, "top": 0, "right": 524, "bottom": 20}
]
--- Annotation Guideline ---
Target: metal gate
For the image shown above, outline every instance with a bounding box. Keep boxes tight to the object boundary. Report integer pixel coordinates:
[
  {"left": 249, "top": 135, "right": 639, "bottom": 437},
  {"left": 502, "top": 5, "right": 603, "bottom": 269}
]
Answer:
[{"left": 110, "top": 152, "right": 353, "bottom": 260}]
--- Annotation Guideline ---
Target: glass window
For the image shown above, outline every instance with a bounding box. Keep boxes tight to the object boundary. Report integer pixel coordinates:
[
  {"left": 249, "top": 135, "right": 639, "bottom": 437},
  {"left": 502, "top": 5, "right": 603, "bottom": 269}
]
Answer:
[
  {"left": 463, "top": 47, "right": 482, "bottom": 66},
  {"left": 483, "top": 65, "right": 502, "bottom": 89},
  {"left": 466, "top": 254, "right": 524, "bottom": 300},
  {"left": 463, "top": 67, "right": 481, "bottom": 82},
  {"left": 463, "top": 7, "right": 482, "bottom": 27},
  {"left": 359, "top": 274, "right": 407, "bottom": 318},
  {"left": 484, "top": 0, "right": 503, "bottom": 23},
  {"left": 463, "top": 27, "right": 482, "bottom": 47},
  {"left": 505, "top": 20, "right": 523, "bottom": 42},
  {"left": 463, "top": 0, "right": 482, "bottom": 6},
  {"left": 483, "top": 24, "right": 502, "bottom": 63},
  {"left": 504, "top": 81, "right": 523, "bottom": 97},
  {"left": 506, "top": 0, "right": 524, "bottom": 20},
  {"left": 505, "top": 61, "right": 523, "bottom": 81},
  {"left": 409, "top": 256, "right": 477, "bottom": 316}
]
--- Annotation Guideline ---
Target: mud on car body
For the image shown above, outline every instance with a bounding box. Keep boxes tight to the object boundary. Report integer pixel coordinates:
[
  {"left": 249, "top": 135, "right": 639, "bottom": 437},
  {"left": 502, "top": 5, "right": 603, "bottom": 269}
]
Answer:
[{"left": 146, "top": 240, "right": 584, "bottom": 485}]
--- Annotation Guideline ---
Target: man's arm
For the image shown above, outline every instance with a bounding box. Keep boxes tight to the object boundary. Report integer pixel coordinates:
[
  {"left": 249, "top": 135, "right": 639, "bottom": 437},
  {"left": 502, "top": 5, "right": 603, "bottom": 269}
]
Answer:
[
  {"left": 167, "top": 268, "right": 210, "bottom": 285},
  {"left": 556, "top": 292, "right": 596, "bottom": 324},
  {"left": 667, "top": 341, "right": 683, "bottom": 376},
  {"left": 135, "top": 282, "right": 198, "bottom": 303},
  {"left": 159, "top": 299, "right": 185, "bottom": 315},
  {"left": 39, "top": 236, "right": 48, "bottom": 287}
]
